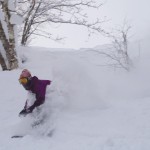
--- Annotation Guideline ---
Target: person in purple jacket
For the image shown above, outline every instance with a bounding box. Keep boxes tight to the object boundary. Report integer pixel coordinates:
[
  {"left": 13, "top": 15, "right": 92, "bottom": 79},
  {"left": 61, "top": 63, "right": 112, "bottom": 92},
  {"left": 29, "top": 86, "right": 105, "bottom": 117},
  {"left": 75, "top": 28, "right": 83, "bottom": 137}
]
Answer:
[{"left": 19, "top": 69, "right": 51, "bottom": 116}]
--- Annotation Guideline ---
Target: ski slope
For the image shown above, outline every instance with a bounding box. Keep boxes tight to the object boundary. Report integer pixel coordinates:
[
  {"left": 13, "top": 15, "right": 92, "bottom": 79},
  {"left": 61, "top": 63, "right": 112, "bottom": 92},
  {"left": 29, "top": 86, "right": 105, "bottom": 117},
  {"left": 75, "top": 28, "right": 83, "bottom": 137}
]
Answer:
[{"left": 0, "top": 42, "right": 150, "bottom": 150}]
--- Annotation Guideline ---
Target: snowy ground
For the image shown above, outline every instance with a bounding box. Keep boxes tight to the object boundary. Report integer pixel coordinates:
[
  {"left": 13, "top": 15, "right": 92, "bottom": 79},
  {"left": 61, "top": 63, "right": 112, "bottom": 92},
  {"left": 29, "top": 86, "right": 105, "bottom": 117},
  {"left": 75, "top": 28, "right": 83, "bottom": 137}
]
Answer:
[{"left": 1, "top": 42, "right": 150, "bottom": 150}]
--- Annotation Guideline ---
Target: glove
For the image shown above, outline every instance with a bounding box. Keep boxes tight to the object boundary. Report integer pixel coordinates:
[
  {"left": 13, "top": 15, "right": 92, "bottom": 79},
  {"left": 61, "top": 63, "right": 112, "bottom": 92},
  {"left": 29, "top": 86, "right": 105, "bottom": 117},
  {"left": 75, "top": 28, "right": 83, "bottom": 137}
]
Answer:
[{"left": 19, "top": 108, "right": 32, "bottom": 117}]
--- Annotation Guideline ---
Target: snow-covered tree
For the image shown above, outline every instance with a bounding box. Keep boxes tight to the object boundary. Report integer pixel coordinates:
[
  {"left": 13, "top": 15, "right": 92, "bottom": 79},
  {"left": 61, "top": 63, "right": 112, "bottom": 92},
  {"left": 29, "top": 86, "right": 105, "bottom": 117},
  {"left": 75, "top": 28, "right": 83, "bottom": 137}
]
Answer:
[{"left": 0, "top": 0, "right": 18, "bottom": 70}]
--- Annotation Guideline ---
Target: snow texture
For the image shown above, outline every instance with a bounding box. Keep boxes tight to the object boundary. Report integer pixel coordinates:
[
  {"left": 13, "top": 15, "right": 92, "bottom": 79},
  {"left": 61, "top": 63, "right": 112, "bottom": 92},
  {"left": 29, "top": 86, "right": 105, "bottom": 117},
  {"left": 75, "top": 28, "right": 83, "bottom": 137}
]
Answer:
[{"left": 0, "top": 39, "right": 150, "bottom": 150}]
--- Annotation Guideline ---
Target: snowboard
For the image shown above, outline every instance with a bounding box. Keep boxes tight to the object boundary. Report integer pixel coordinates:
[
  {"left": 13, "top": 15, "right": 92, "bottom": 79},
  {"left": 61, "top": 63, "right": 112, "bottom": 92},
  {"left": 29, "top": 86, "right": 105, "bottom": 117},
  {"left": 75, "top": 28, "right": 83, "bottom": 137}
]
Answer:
[{"left": 11, "top": 135, "right": 24, "bottom": 138}]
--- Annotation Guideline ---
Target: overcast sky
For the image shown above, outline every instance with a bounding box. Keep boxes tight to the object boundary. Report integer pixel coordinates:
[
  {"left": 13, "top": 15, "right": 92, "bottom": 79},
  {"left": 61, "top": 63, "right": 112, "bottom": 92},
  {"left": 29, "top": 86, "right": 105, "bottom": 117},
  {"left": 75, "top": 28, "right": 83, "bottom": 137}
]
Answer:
[{"left": 32, "top": 0, "right": 150, "bottom": 49}]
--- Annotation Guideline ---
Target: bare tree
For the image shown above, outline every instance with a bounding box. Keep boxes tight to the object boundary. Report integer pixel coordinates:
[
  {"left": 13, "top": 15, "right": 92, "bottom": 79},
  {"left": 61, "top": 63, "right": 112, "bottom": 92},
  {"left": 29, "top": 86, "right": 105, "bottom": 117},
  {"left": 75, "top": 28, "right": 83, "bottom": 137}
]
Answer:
[
  {"left": 109, "top": 22, "right": 132, "bottom": 71},
  {"left": 0, "top": 0, "right": 18, "bottom": 70},
  {"left": 94, "top": 21, "right": 132, "bottom": 71},
  {"left": 16, "top": 0, "right": 104, "bottom": 46}
]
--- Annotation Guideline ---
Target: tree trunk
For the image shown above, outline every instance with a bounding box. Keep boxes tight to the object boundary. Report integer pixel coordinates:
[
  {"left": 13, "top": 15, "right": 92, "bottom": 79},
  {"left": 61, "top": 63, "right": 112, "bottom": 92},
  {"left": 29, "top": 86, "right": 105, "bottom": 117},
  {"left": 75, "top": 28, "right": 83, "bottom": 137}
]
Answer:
[
  {"left": 21, "top": 0, "right": 36, "bottom": 46},
  {"left": 0, "top": 21, "right": 10, "bottom": 66},
  {"left": 0, "top": 51, "right": 8, "bottom": 70},
  {"left": 0, "top": 0, "right": 18, "bottom": 70}
]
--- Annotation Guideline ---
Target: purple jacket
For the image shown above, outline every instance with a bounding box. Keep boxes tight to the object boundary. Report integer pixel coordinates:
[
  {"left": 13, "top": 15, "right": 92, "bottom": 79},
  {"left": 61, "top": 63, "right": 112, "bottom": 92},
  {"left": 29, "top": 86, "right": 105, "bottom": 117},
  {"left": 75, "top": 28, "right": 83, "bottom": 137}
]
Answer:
[{"left": 24, "top": 76, "right": 51, "bottom": 112}]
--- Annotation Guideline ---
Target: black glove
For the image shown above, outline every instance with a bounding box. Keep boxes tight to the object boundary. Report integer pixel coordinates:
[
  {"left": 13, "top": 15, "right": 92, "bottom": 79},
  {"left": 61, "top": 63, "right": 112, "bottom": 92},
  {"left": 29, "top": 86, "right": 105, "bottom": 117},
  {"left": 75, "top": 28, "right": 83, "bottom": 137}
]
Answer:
[{"left": 19, "top": 108, "right": 32, "bottom": 117}]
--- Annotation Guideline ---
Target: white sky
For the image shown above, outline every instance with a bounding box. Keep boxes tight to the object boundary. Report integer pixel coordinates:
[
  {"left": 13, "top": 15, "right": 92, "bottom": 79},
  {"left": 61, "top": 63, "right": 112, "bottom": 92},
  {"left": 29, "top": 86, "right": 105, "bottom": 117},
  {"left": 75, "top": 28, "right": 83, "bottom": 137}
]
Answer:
[{"left": 32, "top": 0, "right": 150, "bottom": 49}]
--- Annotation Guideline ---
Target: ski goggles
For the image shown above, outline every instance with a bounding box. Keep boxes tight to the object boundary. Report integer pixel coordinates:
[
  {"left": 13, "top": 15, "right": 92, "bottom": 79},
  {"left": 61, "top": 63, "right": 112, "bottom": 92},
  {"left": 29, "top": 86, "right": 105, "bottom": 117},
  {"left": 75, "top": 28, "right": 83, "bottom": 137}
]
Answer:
[{"left": 19, "top": 78, "right": 28, "bottom": 85}]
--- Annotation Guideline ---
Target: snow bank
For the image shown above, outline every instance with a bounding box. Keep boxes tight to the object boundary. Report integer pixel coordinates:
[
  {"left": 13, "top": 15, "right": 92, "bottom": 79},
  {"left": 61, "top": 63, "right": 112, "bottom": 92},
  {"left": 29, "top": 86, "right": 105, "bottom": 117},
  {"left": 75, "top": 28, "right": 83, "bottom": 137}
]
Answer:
[{"left": 1, "top": 40, "right": 150, "bottom": 150}]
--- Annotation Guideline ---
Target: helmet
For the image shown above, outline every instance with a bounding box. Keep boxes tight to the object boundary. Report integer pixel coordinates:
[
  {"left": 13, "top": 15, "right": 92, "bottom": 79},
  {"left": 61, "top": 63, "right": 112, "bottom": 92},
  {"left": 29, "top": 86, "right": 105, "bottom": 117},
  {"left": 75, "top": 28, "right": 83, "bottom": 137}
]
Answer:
[{"left": 19, "top": 69, "right": 31, "bottom": 79}]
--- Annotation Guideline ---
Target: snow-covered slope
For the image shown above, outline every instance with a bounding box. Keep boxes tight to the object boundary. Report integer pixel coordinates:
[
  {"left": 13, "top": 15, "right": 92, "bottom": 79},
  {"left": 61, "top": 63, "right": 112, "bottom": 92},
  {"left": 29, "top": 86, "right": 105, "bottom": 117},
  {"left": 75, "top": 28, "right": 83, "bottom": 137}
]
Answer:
[{"left": 0, "top": 42, "right": 150, "bottom": 150}]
